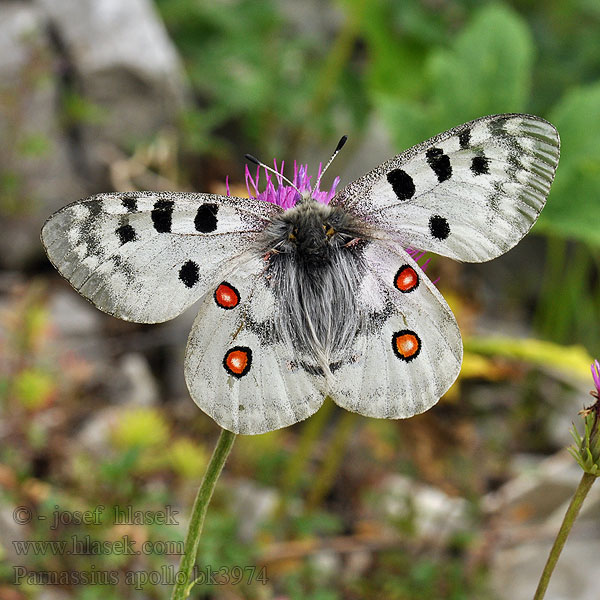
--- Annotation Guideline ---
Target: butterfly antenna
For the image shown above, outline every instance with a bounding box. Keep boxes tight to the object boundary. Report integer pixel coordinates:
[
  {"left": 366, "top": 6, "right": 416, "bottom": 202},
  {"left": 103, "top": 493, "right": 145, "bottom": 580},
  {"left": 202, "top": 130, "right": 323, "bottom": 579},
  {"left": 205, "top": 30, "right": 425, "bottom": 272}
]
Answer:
[
  {"left": 244, "top": 154, "right": 303, "bottom": 197},
  {"left": 313, "top": 135, "right": 347, "bottom": 194}
]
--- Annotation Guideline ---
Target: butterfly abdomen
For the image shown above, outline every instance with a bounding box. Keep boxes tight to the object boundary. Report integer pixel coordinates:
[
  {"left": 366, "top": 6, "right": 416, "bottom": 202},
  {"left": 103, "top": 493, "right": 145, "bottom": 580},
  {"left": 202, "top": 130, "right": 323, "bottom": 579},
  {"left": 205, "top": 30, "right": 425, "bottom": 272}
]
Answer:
[{"left": 260, "top": 201, "right": 368, "bottom": 376}]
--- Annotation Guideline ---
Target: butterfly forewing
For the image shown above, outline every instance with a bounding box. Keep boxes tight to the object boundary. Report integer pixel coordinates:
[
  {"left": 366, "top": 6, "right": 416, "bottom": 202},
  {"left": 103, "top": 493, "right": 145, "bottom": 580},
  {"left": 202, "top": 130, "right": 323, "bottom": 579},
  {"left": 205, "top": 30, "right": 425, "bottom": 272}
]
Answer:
[
  {"left": 184, "top": 256, "right": 324, "bottom": 435},
  {"left": 41, "top": 191, "right": 280, "bottom": 323},
  {"left": 326, "top": 243, "right": 462, "bottom": 417},
  {"left": 333, "top": 114, "right": 559, "bottom": 262}
]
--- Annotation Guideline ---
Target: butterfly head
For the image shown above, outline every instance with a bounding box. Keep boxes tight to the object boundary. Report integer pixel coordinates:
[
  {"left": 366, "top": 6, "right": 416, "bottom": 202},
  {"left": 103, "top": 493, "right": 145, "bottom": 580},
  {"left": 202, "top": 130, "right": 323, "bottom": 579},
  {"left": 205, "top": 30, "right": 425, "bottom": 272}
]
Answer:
[
  {"left": 263, "top": 200, "right": 364, "bottom": 263},
  {"left": 296, "top": 189, "right": 315, "bottom": 205}
]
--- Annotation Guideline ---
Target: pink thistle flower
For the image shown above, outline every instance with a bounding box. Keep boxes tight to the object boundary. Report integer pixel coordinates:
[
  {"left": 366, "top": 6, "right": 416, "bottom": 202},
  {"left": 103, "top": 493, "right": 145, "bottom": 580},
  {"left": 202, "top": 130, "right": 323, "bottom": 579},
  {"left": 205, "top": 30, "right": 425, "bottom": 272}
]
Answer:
[{"left": 244, "top": 160, "right": 340, "bottom": 210}]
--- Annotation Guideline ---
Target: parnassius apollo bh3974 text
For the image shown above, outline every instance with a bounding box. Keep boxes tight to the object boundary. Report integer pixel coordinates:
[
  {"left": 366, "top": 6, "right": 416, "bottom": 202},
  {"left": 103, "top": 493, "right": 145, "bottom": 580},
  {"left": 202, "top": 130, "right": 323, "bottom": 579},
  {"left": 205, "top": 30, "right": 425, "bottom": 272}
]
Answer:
[{"left": 41, "top": 114, "right": 560, "bottom": 435}]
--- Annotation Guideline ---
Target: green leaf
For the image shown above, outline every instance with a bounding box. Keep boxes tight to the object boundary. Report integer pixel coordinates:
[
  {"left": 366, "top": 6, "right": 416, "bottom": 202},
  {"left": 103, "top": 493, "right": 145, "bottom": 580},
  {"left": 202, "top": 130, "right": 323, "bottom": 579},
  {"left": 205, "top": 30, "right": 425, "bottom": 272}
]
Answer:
[
  {"left": 427, "top": 4, "right": 534, "bottom": 122},
  {"left": 350, "top": 0, "right": 425, "bottom": 99},
  {"left": 464, "top": 336, "right": 593, "bottom": 380},
  {"left": 375, "top": 4, "right": 535, "bottom": 151},
  {"left": 536, "top": 81, "right": 600, "bottom": 245},
  {"left": 375, "top": 96, "right": 433, "bottom": 150}
]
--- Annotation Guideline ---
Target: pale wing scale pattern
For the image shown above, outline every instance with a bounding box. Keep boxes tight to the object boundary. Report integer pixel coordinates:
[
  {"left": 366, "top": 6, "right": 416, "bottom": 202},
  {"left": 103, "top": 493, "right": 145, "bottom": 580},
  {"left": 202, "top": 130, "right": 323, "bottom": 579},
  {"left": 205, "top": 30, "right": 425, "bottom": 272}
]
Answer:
[
  {"left": 41, "top": 192, "right": 281, "bottom": 323},
  {"left": 185, "top": 257, "right": 324, "bottom": 435},
  {"left": 327, "top": 243, "right": 462, "bottom": 418},
  {"left": 333, "top": 114, "right": 559, "bottom": 262}
]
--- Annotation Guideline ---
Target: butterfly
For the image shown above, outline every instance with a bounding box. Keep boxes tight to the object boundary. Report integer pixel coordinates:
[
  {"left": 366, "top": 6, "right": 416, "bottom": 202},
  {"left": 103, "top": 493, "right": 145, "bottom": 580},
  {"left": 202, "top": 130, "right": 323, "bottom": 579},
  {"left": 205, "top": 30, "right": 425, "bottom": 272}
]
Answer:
[{"left": 41, "top": 114, "right": 560, "bottom": 435}]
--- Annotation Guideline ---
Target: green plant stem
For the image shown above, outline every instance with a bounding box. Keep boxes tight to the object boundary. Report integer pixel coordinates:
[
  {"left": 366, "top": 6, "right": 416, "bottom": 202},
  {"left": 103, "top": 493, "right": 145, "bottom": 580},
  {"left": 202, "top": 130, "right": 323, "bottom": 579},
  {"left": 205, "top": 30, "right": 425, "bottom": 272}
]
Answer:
[
  {"left": 308, "top": 5, "right": 363, "bottom": 118},
  {"left": 275, "top": 397, "right": 335, "bottom": 520},
  {"left": 534, "top": 236, "right": 567, "bottom": 338},
  {"left": 307, "top": 409, "right": 357, "bottom": 511},
  {"left": 171, "top": 428, "right": 236, "bottom": 600},
  {"left": 533, "top": 471, "right": 596, "bottom": 600},
  {"left": 288, "top": 2, "right": 364, "bottom": 153}
]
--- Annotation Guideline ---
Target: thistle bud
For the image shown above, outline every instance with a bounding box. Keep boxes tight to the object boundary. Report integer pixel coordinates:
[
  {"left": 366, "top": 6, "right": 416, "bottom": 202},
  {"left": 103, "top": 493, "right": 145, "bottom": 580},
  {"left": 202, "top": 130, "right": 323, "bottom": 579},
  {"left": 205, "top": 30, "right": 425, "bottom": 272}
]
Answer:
[{"left": 568, "top": 360, "right": 600, "bottom": 476}]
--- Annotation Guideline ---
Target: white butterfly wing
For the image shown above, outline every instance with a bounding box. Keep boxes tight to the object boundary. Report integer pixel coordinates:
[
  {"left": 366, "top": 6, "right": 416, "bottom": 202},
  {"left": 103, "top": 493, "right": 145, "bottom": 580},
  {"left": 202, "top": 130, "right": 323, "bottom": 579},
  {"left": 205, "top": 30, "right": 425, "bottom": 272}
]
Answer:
[
  {"left": 326, "top": 242, "right": 462, "bottom": 418},
  {"left": 184, "top": 256, "right": 324, "bottom": 435},
  {"left": 333, "top": 114, "right": 559, "bottom": 262},
  {"left": 41, "top": 191, "right": 280, "bottom": 323}
]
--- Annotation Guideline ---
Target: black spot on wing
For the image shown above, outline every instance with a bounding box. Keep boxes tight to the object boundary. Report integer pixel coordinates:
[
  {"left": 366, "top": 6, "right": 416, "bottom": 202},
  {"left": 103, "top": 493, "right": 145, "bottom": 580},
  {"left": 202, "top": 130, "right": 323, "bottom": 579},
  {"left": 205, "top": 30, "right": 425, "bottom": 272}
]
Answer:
[
  {"left": 488, "top": 116, "right": 509, "bottom": 137},
  {"left": 459, "top": 129, "right": 471, "bottom": 150},
  {"left": 115, "top": 223, "right": 137, "bottom": 245},
  {"left": 387, "top": 169, "right": 415, "bottom": 201},
  {"left": 79, "top": 200, "right": 103, "bottom": 257},
  {"left": 179, "top": 260, "right": 199, "bottom": 288},
  {"left": 195, "top": 203, "right": 219, "bottom": 233},
  {"left": 85, "top": 199, "right": 102, "bottom": 217},
  {"left": 429, "top": 215, "right": 450, "bottom": 240},
  {"left": 426, "top": 147, "right": 452, "bottom": 182},
  {"left": 121, "top": 196, "right": 138, "bottom": 212},
  {"left": 151, "top": 199, "right": 174, "bottom": 233},
  {"left": 471, "top": 155, "right": 490, "bottom": 176}
]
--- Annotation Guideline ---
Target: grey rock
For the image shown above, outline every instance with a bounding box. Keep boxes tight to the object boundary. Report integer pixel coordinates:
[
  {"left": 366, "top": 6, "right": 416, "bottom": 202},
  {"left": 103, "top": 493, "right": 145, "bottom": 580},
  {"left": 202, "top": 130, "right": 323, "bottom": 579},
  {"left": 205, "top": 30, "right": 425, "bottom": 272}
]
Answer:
[
  {"left": 0, "top": 2, "right": 86, "bottom": 268},
  {"left": 48, "top": 289, "right": 102, "bottom": 338},
  {"left": 483, "top": 452, "right": 584, "bottom": 523},
  {"left": 338, "top": 114, "right": 397, "bottom": 186},
  {"left": 0, "top": 505, "right": 26, "bottom": 564},
  {"left": 119, "top": 352, "right": 160, "bottom": 407},
  {"left": 35, "top": 0, "right": 188, "bottom": 160},
  {"left": 487, "top": 451, "right": 600, "bottom": 600},
  {"left": 343, "top": 549, "right": 372, "bottom": 580},
  {"left": 379, "top": 474, "right": 469, "bottom": 541},
  {"left": 75, "top": 353, "right": 160, "bottom": 455},
  {"left": 76, "top": 405, "right": 121, "bottom": 455},
  {"left": 547, "top": 381, "right": 595, "bottom": 449},
  {"left": 0, "top": 0, "right": 189, "bottom": 268},
  {"left": 228, "top": 479, "right": 278, "bottom": 542},
  {"left": 492, "top": 535, "right": 600, "bottom": 600},
  {"left": 279, "top": 0, "right": 343, "bottom": 39},
  {"left": 307, "top": 549, "right": 342, "bottom": 583},
  {"left": 157, "top": 304, "right": 199, "bottom": 397},
  {"left": 37, "top": 592, "right": 70, "bottom": 600}
]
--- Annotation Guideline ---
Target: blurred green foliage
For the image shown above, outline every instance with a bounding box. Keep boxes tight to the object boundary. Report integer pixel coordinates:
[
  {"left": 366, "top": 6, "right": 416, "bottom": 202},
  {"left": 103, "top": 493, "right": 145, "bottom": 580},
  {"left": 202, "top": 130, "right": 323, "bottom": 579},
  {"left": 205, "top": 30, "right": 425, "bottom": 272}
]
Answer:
[
  {"left": 543, "top": 83, "right": 600, "bottom": 244},
  {"left": 112, "top": 407, "right": 170, "bottom": 451},
  {"left": 375, "top": 4, "right": 534, "bottom": 149},
  {"left": 350, "top": 548, "right": 491, "bottom": 600}
]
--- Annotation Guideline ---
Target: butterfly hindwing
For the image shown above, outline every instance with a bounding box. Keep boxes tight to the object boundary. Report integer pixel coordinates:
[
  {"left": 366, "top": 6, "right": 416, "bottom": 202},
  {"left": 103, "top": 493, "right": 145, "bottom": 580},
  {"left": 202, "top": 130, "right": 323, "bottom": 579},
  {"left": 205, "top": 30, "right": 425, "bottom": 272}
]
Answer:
[
  {"left": 184, "top": 256, "right": 324, "bottom": 435},
  {"left": 326, "top": 242, "right": 462, "bottom": 418},
  {"left": 41, "top": 191, "right": 280, "bottom": 323},
  {"left": 333, "top": 114, "right": 559, "bottom": 262}
]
